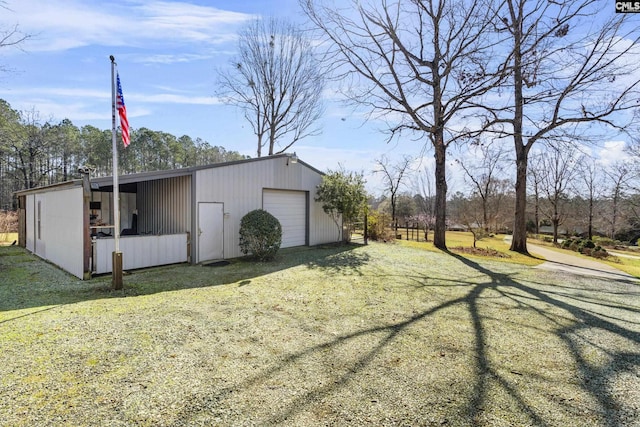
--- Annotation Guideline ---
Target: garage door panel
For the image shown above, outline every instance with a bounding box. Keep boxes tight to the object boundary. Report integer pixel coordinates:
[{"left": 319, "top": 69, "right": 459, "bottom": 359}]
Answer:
[{"left": 263, "top": 190, "right": 307, "bottom": 248}]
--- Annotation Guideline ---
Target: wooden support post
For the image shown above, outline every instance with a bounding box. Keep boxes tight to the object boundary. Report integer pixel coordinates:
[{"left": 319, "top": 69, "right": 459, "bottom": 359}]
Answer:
[
  {"left": 112, "top": 251, "right": 123, "bottom": 290},
  {"left": 363, "top": 213, "right": 368, "bottom": 245},
  {"left": 186, "top": 231, "right": 191, "bottom": 263},
  {"left": 82, "top": 172, "right": 92, "bottom": 280}
]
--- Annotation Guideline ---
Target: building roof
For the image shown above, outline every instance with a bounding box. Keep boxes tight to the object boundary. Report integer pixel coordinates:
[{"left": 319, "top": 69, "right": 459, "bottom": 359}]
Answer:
[{"left": 15, "top": 153, "right": 321, "bottom": 196}]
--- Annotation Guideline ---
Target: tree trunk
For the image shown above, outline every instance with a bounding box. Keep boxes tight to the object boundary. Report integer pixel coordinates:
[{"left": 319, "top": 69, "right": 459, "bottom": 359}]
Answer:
[
  {"left": 611, "top": 189, "right": 619, "bottom": 239},
  {"left": 588, "top": 196, "right": 593, "bottom": 240},
  {"left": 552, "top": 217, "right": 559, "bottom": 244},
  {"left": 510, "top": 144, "right": 529, "bottom": 254},
  {"left": 391, "top": 198, "right": 396, "bottom": 225},
  {"left": 509, "top": 9, "right": 529, "bottom": 255},
  {"left": 433, "top": 141, "right": 447, "bottom": 250},
  {"left": 534, "top": 195, "right": 539, "bottom": 235},
  {"left": 268, "top": 130, "right": 275, "bottom": 156},
  {"left": 482, "top": 197, "right": 488, "bottom": 232}
]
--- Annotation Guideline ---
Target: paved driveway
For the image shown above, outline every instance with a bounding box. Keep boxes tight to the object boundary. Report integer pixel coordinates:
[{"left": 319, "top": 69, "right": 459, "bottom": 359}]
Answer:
[{"left": 528, "top": 242, "right": 637, "bottom": 281}]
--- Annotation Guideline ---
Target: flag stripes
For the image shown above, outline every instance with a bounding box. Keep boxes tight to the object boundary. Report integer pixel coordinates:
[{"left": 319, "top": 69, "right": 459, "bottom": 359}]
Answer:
[{"left": 116, "top": 72, "right": 130, "bottom": 147}]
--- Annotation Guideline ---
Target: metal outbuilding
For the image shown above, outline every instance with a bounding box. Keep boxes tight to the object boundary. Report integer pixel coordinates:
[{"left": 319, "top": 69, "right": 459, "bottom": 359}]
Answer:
[{"left": 15, "top": 154, "right": 340, "bottom": 279}]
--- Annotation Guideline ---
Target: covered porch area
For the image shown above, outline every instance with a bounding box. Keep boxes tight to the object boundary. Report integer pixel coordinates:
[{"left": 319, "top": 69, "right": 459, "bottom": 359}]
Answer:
[{"left": 89, "top": 169, "right": 193, "bottom": 275}]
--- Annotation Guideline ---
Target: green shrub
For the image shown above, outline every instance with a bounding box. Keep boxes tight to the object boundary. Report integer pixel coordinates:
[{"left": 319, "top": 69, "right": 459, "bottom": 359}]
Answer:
[
  {"left": 366, "top": 210, "right": 394, "bottom": 241},
  {"left": 562, "top": 237, "right": 610, "bottom": 259},
  {"left": 239, "top": 209, "right": 282, "bottom": 261}
]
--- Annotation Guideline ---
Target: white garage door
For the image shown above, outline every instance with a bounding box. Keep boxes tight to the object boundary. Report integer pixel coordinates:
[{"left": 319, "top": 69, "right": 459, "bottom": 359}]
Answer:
[{"left": 263, "top": 189, "right": 307, "bottom": 248}]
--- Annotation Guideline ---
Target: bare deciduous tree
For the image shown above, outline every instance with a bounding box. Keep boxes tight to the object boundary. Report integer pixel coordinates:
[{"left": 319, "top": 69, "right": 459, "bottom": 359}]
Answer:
[
  {"left": 574, "top": 158, "right": 602, "bottom": 240},
  {"left": 455, "top": 141, "right": 508, "bottom": 232},
  {"left": 527, "top": 154, "right": 545, "bottom": 235},
  {"left": 411, "top": 165, "right": 436, "bottom": 241},
  {"left": 217, "top": 18, "right": 324, "bottom": 157},
  {"left": 483, "top": 1, "right": 640, "bottom": 253},
  {"left": 303, "top": 0, "right": 503, "bottom": 250},
  {"left": 537, "top": 145, "right": 579, "bottom": 243},
  {"left": 374, "top": 154, "right": 412, "bottom": 226},
  {"left": 0, "top": 2, "right": 30, "bottom": 74},
  {"left": 604, "top": 161, "right": 636, "bottom": 240}
]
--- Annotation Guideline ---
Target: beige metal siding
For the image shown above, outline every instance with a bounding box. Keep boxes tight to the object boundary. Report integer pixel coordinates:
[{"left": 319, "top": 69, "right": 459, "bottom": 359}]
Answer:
[
  {"left": 24, "top": 187, "right": 85, "bottom": 279},
  {"left": 137, "top": 175, "right": 191, "bottom": 235},
  {"left": 25, "top": 194, "right": 35, "bottom": 252},
  {"left": 93, "top": 234, "right": 188, "bottom": 274},
  {"left": 195, "top": 156, "right": 337, "bottom": 259}
]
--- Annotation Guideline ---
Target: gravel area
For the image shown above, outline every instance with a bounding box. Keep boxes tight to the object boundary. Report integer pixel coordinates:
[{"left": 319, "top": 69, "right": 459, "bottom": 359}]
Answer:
[{"left": 1, "top": 243, "right": 639, "bottom": 426}]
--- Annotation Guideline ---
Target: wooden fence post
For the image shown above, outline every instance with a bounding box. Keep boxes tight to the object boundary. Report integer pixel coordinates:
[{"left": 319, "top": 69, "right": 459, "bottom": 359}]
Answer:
[{"left": 364, "top": 213, "right": 368, "bottom": 245}]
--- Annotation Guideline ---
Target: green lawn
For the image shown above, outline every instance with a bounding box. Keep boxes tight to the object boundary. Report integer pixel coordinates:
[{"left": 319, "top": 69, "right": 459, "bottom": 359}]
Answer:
[
  {"left": 0, "top": 242, "right": 638, "bottom": 426},
  {"left": 397, "top": 231, "right": 543, "bottom": 266}
]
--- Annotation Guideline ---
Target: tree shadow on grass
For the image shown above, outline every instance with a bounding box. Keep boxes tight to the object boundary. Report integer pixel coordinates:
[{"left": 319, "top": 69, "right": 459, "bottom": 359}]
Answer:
[
  {"left": 171, "top": 248, "right": 639, "bottom": 426},
  {"left": 305, "top": 245, "right": 371, "bottom": 275},
  {"left": 172, "top": 287, "right": 469, "bottom": 425},
  {"left": 0, "top": 243, "right": 369, "bottom": 316},
  {"left": 167, "top": 260, "right": 533, "bottom": 424},
  {"left": 3, "top": 242, "right": 638, "bottom": 425},
  {"left": 446, "top": 250, "right": 640, "bottom": 427}
]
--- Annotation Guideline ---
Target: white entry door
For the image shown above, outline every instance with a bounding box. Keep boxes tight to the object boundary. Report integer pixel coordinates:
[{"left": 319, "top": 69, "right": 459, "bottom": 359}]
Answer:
[{"left": 198, "top": 202, "right": 224, "bottom": 262}]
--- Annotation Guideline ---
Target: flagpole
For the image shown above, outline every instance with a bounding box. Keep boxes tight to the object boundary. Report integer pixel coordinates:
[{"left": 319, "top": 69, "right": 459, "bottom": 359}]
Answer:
[{"left": 110, "top": 55, "right": 123, "bottom": 290}]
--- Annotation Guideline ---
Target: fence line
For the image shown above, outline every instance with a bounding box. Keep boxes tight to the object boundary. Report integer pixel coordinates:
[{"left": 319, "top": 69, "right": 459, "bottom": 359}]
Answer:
[{"left": 394, "top": 221, "right": 429, "bottom": 242}]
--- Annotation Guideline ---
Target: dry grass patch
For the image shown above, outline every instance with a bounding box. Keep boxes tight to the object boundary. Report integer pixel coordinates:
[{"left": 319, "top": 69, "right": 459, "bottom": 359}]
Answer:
[
  {"left": 0, "top": 232, "right": 17, "bottom": 246},
  {"left": 0, "top": 243, "right": 638, "bottom": 426},
  {"left": 450, "top": 246, "right": 511, "bottom": 258},
  {"left": 398, "top": 232, "right": 541, "bottom": 266}
]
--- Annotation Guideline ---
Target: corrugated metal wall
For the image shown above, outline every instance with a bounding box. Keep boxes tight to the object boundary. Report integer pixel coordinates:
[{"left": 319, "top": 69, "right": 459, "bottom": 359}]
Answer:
[
  {"left": 195, "top": 157, "right": 337, "bottom": 261},
  {"left": 137, "top": 175, "right": 191, "bottom": 235},
  {"left": 23, "top": 187, "right": 85, "bottom": 279}
]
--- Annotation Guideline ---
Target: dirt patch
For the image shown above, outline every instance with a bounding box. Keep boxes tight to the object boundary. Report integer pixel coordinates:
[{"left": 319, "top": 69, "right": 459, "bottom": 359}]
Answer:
[{"left": 451, "top": 246, "right": 511, "bottom": 258}]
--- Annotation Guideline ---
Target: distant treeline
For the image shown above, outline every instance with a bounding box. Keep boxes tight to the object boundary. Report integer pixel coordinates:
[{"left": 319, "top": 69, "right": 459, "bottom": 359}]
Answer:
[{"left": 0, "top": 99, "right": 248, "bottom": 209}]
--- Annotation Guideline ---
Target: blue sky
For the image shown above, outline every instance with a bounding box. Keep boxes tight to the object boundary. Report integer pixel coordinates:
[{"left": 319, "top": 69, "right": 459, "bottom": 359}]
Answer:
[
  {"left": 0, "top": 0, "right": 632, "bottom": 196},
  {"left": 0, "top": 0, "right": 400, "bottom": 193}
]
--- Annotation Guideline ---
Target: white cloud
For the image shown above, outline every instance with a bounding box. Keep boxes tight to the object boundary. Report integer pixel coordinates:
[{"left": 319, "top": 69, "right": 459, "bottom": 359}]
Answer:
[
  {"left": 137, "top": 93, "right": 220, "bottom": 105},
  {"left": 0, "top": 0, "right": 254, "bottom": 53},
  {"left": 597, "top": 140, "right": 628, "bottom": 166},
  {"left": 0, "top": 85, "right": 220, "bottom": 105},
  {"left": 0, "top": 86, "right": 109, "bottom": 99},
  {"left": 133, "top": 53, "right": 214, "bottom": 65}
]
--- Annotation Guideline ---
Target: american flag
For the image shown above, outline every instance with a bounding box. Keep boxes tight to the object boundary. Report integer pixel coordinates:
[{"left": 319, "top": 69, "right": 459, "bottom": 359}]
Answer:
[{"left": 116, "top": 72, "right": 130, "bottom": 147}]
